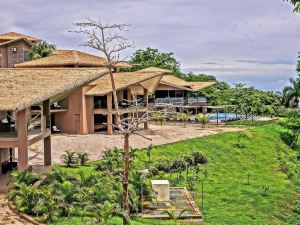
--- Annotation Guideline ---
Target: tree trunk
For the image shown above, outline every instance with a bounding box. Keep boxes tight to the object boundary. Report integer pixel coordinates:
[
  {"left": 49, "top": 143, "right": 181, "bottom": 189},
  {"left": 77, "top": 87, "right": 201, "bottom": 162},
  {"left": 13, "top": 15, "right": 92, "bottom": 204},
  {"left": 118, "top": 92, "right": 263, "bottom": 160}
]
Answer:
[
  {"left": 108, "top": 66, "right": 121, "bottom": 125},
  {"left": 123, "top": 134, "right": 130, "bottom": 224}
]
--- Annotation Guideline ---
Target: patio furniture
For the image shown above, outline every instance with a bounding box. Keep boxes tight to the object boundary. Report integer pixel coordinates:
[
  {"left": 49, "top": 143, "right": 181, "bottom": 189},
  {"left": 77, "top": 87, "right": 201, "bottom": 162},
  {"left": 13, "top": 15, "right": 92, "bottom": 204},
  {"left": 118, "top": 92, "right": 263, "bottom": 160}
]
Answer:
[{"left": 52, "top": 125, "right": 61, "bottom": 133}]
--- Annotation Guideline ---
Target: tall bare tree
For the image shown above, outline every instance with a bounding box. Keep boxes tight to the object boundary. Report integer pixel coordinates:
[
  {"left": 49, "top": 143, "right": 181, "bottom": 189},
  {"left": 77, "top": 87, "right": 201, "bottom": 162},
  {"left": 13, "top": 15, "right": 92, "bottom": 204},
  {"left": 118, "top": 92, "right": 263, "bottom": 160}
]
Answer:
[
  {"left": 73, "top": 18, "right": 134, "bottom": 127},
  {"left": 72, "top": 19, "right": 135, "bottom": 221}
]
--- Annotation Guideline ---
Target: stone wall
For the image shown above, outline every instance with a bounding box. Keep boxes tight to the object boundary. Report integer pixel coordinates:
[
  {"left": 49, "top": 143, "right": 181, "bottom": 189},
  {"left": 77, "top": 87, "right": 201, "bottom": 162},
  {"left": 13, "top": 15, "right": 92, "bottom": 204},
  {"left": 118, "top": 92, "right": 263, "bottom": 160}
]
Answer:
[{"left": 6, "top": 41, "right": 31, "bottom": 68}]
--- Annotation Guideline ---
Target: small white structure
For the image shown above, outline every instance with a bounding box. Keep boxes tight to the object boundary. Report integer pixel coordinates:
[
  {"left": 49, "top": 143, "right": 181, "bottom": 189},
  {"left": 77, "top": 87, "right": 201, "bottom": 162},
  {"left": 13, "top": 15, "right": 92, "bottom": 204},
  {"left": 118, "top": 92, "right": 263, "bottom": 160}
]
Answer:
[{"left": 151, "top": 180, "right": 170, "bottom": 202}]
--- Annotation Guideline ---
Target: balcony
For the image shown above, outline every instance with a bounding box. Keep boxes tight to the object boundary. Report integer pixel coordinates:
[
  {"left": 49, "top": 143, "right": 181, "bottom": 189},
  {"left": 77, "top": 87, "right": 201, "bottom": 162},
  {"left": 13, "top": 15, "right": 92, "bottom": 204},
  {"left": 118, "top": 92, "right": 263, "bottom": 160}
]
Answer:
[
  {"left": 31, "top": 99, "right": 69, "bottom": 114},
  {"left": 154, "top": 97, "right": 207, "bottom": 106}
]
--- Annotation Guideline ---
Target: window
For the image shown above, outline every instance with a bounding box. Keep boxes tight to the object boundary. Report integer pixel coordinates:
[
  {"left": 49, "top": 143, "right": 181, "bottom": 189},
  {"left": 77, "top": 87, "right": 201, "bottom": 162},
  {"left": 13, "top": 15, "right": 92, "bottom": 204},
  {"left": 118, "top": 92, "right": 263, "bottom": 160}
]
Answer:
[{"left": 23, "top": 51, "right": 30, "bottom": 61}]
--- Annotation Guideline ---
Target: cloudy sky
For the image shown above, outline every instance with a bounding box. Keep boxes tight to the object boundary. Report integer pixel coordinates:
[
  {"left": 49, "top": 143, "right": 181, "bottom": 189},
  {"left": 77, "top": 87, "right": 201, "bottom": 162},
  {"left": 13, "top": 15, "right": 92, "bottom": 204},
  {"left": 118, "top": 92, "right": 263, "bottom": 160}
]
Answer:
[{"left": 1, "top": 0, "right": 299, "bottom": 91}]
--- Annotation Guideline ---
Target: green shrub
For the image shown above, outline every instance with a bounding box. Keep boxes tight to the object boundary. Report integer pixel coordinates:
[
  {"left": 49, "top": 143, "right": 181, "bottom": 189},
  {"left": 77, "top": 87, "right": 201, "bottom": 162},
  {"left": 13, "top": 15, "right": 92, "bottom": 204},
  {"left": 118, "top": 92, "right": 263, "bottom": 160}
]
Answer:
[
  {"left": 61, "top": 151, "right": 78, "bottom": 167},
  {"left": 280, "top": 130, "right": 297, "bottom": 148},
  {"left": 77, "top": 152, "right": 89, "bottom": 166}
]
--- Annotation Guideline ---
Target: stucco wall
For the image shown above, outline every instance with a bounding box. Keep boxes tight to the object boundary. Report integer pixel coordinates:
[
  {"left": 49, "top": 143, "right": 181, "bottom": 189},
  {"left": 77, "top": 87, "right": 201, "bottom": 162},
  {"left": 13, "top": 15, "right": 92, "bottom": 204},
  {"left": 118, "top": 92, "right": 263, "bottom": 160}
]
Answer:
[{"left": 54, "top": 85, "right": 95, "bottom": 134}]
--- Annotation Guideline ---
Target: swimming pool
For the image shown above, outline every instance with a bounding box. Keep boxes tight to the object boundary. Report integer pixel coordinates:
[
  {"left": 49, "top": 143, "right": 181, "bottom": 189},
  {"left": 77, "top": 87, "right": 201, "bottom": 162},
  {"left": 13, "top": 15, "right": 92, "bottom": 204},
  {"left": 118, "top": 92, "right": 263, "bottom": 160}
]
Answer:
[{"left": 208, "top": 113, "right": 239, "bottom": 121}]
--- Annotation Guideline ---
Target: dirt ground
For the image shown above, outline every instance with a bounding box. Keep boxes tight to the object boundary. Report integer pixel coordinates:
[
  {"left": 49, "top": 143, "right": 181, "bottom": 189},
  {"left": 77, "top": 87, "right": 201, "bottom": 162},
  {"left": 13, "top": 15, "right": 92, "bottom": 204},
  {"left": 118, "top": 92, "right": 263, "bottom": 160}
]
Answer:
[{"left": 28, "top": 123, "right": 244, "bottom": 165}]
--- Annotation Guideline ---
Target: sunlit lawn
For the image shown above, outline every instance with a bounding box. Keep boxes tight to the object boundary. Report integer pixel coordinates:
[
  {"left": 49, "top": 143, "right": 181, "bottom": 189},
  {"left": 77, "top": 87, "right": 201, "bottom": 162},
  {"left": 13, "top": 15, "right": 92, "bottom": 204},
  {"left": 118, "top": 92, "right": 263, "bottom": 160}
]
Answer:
[{"left": 55, "top": 124, "right": 298, "bottom": 225}]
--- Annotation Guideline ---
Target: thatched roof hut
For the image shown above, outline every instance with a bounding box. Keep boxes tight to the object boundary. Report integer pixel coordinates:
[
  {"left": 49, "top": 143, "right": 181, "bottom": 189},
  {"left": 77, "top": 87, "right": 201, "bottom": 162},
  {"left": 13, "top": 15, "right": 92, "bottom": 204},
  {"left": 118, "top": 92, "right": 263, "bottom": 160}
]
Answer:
[
  {"left": 15, "top": 50, "right": 132, "bottom": 69},
  {"left": 86, "top": 71, "right": 163, "bottom": 96},
  {"left": 0, "top": 68, "right": 108, "bottom": 111}
]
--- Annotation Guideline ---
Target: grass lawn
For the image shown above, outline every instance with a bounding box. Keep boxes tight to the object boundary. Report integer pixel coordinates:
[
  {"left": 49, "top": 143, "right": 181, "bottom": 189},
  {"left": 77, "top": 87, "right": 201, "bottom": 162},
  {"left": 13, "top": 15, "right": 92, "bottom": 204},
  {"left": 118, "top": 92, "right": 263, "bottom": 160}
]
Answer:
[{"left": 55, "top": 124, "right": 299, "bottom": 225}]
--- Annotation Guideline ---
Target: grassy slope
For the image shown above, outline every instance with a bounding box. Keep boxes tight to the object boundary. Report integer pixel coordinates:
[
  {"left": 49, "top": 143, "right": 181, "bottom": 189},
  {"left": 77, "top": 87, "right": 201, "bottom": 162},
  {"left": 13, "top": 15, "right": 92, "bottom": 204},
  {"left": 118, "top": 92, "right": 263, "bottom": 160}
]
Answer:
[{"left": 54, "top": 125, "right": 298, "bottom": 225}]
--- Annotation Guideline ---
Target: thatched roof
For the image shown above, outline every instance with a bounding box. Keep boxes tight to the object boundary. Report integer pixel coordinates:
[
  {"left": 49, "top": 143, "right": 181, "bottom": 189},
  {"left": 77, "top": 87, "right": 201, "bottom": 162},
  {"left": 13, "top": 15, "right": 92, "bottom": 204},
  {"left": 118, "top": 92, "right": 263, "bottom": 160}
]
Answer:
[
  {"left": 0, "top": 32, "right": 41, "bottom": 43},
  {"left": 188, "top": 81, "right": 216, "bottom": 91},
  {"left": 138, "top": 67, "right": 216, "bottom": 92},
  {"left": 0, "top": 37, "right": 34, "bottom": 47},
  {"left": 138, "top": 67, "right": 172, "bottom": 74},
  {"left": 86, "top": 72, "right": 163, "bottom": 96},
  {"left": 15, "top": 50, "right": 132, "bottom": 69},
  {"left": 0, "top": 68, "right": 108, "bottom": 111}
]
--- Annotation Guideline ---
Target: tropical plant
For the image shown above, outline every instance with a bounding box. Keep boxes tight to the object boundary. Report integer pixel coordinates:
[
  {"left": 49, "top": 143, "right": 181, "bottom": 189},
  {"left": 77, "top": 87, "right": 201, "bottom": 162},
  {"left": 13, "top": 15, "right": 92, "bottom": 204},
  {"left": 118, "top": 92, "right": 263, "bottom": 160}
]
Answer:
[
  {"left": 162, "top": 207, "right": 189, "bottom": 224},
  {"left": 151, "top": 112, "right": 165, "bottom": 125},
  {"left": 77, "top": 152, "right": 89, "bottom": 166},
  {"left": 286, "top": 0, "right": 300, "bottom": 12},
  {"left": 85, "top": 201, "right": 130, "bottom": 225},
  {"left": 52, "top": 181, "right": 78, "bottom": 217},
  {"left": 279, "top": 110, "right": 300, "bottom": 148},
  {"left": 192, "top": 152, "right": 208, "bottom": 165},
  {"left": 178, "top": 112, "right": 191, "bottom": 127},
  {"left": 29, "top": 41, "right": 56, "bottom": 60},
  {"left": 9, "top": 185, "right": 42, "bottom": 214},
  {"left": 282, "top": 77, "right": 300, "bottom": 108},
  {"left": 61, "top": 150, "right": 78, "bottom": 167},
  {"left": 33, "top": 189, "right": 59, "bottom": 223},
  {"left": 195, "top": 114, "right": 210, "bottom": 129},
  {"left": 146, "top": 144, "right": 154, "bottom": 164},
  {"left": 10, "top": 167, "right": 39, "bottom": 187}
]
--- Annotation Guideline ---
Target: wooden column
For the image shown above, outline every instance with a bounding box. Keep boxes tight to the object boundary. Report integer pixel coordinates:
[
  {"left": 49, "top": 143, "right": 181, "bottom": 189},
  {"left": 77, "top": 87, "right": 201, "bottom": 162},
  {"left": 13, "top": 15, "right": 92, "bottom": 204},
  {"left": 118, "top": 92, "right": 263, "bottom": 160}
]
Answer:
[
  {"left": 143, "top": 88, "right": 149, "bottom": 129},
  {"left": 17, "top": 109, "right": 28, "bottom": 171},
  {"left": 43, "top": 99, "right": 51, "bottom": 165},
  {"left": 107, "top": 93, "right": 113, "bottom": 135}
]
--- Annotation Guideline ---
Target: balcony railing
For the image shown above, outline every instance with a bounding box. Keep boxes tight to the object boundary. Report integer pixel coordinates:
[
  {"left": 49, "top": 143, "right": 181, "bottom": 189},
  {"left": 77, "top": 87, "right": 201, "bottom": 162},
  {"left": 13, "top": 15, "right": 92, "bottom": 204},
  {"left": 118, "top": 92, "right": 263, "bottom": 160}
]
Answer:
[
  {"left": 155, "top": 97, "right": 207, "bottom": 105},
  {"left": 155, "top": 97, "right": 184, "bottom": 105},
  {"left": 188, "top": 97, "right": 207, "bottom": 104}
]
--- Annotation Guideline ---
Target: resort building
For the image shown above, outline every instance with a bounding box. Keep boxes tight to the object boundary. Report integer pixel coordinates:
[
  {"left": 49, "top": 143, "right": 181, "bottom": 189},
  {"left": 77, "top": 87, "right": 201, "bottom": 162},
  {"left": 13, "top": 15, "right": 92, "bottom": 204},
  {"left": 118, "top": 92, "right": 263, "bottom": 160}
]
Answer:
[
  {"left": 0, "top": 68, "right": 108, "bottom": 172},
  {"left": 138, "top": 67, "right": 215, "bottom": 112},
  {"left": 0, "top": 32, "right": 41, "bottom": 68},
  {"left": 15, "top": 49, "right": 162, "bottom": 135}
]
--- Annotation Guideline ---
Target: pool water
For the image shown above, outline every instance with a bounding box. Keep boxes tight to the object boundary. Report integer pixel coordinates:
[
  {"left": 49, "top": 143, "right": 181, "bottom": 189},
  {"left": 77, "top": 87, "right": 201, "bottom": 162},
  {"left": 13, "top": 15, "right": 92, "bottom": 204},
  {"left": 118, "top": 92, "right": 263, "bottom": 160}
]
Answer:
[{"left": 208, "top": 113, "right": 239, "bottom": 121}]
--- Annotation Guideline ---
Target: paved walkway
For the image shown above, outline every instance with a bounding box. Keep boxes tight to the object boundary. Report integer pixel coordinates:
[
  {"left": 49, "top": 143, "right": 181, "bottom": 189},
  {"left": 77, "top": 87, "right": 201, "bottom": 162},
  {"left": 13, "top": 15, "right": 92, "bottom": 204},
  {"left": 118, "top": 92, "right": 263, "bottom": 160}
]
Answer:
[
  {"left": 0, "top": 195, "right": 32, "bottom": 225},
  {"left": 28, "top": 124, "right": 244, "bottom": 165}
]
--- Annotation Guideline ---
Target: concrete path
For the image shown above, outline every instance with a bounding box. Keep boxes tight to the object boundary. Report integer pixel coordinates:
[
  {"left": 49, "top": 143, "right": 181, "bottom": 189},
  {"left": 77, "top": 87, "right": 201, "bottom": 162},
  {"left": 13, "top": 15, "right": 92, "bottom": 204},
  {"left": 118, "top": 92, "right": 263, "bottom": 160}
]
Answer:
[
  {"left": 0, "top": 195, "right": 32, "bottom": 225},
  {"left": 28, "top": 124, "right": 244, "bottom": 166}
]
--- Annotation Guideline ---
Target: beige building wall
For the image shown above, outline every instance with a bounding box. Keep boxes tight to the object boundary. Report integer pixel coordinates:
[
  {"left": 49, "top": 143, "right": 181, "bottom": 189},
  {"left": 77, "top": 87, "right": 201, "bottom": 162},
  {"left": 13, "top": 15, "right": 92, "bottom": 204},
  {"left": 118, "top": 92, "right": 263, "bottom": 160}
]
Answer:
[{"left": 54, "top": 85, "right": 95, "bottom": 134}]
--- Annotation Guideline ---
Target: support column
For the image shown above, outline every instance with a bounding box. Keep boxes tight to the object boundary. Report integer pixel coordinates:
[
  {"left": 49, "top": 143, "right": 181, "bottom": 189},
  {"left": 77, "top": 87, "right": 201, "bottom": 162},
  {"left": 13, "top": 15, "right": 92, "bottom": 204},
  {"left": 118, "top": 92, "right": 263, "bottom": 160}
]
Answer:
[
  {"left": 84, "top": 96, "right": 94, "bottom": 134},
  {"left": 127, "top": 90, "right": 132, "bottom": 123},
  {"left": 143, "top": 88, "right": 149, "bottom": 129},
  {"left": 17, "top": 109, "right": 28, "bottom": 171},
  {"left": 107, "top": 93, "right": 113, "bottom": 135},
  {"left": 43, "top": 99, "right": 51, "bottom": 166}
]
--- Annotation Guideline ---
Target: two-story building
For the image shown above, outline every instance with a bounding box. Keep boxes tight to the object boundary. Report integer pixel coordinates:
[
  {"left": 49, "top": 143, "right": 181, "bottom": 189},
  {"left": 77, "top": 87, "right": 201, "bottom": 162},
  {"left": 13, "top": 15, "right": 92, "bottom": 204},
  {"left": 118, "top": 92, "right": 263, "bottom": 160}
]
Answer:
[
  {"left": 138, "top": 67, "right": 215, "bottom": 112},
  {"left": 15, "top": 49, "right": 162, "bottom": 135},
  {"left": 0, "top": 32, "right": 41, "bottom": 68},
  {"left": 0, "top": 68, "right": 108, "bottom": 173}
]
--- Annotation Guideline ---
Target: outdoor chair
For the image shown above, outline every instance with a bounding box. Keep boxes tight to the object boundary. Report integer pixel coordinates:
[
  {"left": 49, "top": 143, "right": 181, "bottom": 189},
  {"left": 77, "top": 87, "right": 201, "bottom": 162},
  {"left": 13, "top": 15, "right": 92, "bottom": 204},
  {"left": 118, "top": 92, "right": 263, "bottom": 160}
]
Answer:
[{"left": 52, "top": 125, "right": 61, "bottom": 133}]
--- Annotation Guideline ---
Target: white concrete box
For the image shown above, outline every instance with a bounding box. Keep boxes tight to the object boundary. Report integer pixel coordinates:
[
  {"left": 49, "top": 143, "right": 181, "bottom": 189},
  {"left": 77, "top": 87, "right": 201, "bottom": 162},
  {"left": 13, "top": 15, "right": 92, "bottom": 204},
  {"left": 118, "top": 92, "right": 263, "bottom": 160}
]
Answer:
[{"left": 151, "top": 180, "right": 170, "bottom": 202}]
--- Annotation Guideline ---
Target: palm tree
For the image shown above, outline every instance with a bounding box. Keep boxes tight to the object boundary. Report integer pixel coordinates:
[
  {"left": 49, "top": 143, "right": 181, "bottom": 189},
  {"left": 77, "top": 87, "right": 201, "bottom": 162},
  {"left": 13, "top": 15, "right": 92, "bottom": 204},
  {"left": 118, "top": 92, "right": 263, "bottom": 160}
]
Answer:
[
  {"left": 162, "top": 207, "right": 189, "bottom": 224},
  {"left": 178, "top": 112, "right": 190, "bottom": 128},
  {"left": 77, "top": 152, "right": 89, "bottom": 166},
  {"left": 152, "top": 112, "right": 165, "bottom": 125},
  {"left": 282, "top": 77, "right": 300, "bottom": 108},
  {"left": 146, "top": 144, "right": 154, "bottom": 164},
  {"left": 195, "top": 114, "right": 210, "bottom": 129},
  {"left": 85, "top": 201, "right": 130, "bottom": 225},
  {"left": 29, "top": 41, "right": 56, "bottom": 60},
  {"left": 61, "top": 150, "right": 78, "bottom": 167}
]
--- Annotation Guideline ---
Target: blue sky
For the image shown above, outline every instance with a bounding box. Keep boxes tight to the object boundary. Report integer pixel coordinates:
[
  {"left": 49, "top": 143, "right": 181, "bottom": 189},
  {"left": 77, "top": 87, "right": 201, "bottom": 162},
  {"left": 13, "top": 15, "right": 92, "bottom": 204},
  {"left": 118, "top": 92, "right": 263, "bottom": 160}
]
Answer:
[{"left": 1, "top": 0, "right": 299, "bottom": 91}]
